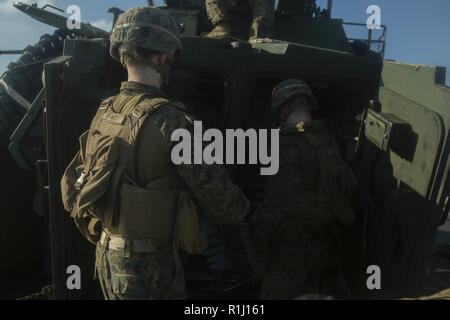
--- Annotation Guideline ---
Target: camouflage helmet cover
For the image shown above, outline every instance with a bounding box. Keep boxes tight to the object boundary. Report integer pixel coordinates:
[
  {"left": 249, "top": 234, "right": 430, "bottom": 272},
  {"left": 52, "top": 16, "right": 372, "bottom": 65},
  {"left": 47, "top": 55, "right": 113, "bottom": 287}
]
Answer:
[
  {"left": 110, "top": 7, "right": 182, "bottom": 61},
  {"left": 272, "top": 79, "right": 319, "bottom": 112}
]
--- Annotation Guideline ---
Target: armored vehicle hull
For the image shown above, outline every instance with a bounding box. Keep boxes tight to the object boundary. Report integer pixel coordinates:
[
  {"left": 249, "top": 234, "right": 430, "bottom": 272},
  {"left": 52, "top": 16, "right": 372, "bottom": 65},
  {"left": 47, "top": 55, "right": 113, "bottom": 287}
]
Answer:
[{"left": 2, "top": 0, "right": 450, "bottom": 299}]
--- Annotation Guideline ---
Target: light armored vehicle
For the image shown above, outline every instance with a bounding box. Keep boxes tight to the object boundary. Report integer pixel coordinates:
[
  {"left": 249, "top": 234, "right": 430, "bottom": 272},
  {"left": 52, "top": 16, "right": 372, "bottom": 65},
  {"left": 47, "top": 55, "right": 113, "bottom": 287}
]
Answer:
[{"left": 1, "top": 0, "right": 449, "bottom": 299}]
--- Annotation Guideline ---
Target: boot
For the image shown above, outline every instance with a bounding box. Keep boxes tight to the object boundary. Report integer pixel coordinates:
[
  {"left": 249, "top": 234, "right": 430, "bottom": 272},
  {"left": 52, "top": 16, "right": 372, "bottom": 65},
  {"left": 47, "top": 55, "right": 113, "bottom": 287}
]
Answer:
[
  {"left": 206, "top": 21, "right": 232, "bottom": 39},
  {"left": 249, "top": 17, "right": 273, "bottom": 41}
]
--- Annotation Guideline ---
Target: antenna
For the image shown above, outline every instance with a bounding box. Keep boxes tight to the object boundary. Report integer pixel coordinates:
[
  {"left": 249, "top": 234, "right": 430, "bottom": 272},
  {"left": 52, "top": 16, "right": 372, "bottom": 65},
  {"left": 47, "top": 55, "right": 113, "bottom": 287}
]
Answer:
[
  {"left": 327, "top": 0, "right": 333, "bottom": 17},
  {"left": 0, "top": 50, "right": 24, "bottom": 55}
]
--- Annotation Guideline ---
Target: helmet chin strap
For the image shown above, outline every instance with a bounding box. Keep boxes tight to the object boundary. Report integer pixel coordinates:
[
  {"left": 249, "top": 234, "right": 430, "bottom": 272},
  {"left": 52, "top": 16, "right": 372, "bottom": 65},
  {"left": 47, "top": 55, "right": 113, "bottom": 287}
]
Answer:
[
  {"left": 276, "top": 102, "right": 296, "bottom": 126},
  {"left": 157, "top": 56, "right": 174, "bottom": 89},
  {"left": 278, "top": 102, "right": 312, "bottom": 127},
  {"left": 143, "top": 53, "right": 174, "bottom": 89}
]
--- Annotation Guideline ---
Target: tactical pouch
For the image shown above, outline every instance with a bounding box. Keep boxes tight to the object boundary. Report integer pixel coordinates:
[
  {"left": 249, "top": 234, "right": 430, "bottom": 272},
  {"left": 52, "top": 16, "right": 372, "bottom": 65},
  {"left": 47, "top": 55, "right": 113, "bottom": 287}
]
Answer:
[
  {"left": 73, "top": 215, "right": 102, "bottom": 245},
  {"left": 176, "top": 190, "right": 208, "bottom": 254},
  {"left": 118, "top": 182, "right": 179, "bottom": 247}
]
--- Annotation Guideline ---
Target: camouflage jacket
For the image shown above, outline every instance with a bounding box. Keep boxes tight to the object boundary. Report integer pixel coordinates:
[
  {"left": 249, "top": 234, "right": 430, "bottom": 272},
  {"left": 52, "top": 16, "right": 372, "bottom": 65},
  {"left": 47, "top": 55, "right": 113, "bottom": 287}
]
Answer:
[
  {"left": 250, "top": 121, "right": 356, "bottom": 249},
  {"left": 249, "top": 120, "right": 356, "bottom": 299},
  {"left": 118, "top": 81, "right": 250, "bottom": 225}
]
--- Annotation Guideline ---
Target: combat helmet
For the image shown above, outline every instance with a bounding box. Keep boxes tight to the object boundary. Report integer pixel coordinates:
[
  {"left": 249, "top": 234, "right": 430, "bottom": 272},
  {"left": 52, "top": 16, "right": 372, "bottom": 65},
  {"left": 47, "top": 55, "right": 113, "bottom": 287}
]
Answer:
[
  {"left": 272, "top": 79, "right": 319, "bottom": 113},
  {"left": 110, "top": 7, "right": 182, "bottom": 61}
]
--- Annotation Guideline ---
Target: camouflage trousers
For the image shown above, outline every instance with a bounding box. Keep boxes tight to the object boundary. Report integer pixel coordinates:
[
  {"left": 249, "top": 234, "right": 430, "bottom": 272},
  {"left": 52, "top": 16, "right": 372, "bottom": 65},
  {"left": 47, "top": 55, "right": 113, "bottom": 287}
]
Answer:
[
  {"left": 205, "top": 0, "right": 274, "bottom": 35},
  {"left": 260, "top": 227, "right": 335, "bottom": 300},
  {"left": 95, "top": 240, "right": 185, "bottom": 300}
]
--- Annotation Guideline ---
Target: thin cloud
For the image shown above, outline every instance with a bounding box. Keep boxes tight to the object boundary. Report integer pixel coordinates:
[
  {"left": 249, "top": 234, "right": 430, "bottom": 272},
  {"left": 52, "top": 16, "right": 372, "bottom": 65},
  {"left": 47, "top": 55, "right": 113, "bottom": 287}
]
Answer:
[
  {"left": 90, "top": 19, "right": 112, "bottom": 32},
  {"left": 0, "top": 0, "right": 18, "bottom": 13}
]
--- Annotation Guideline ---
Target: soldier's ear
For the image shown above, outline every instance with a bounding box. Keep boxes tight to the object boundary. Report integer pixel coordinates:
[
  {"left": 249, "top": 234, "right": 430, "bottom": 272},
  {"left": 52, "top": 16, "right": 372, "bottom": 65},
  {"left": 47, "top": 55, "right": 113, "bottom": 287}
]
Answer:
[
  {"left": 160, "top": 54, "right": 169, "bottom": 65},
  {"left": 150, "top": 53, "right": 168, "bottom": 67}
]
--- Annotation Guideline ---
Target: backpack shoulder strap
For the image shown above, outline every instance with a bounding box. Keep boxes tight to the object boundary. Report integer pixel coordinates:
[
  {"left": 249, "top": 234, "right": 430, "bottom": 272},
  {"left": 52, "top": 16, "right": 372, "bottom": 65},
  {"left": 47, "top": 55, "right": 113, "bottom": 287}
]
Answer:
[
  {"left": 99, "top": 96, "right": 115, "bottom": 110},
  {"left": 90, "top": 95, "right": 117, "bottom": 128},
  {"left": 125, "top": 94, "right": 176, "bottom": 186},
  {"left": 128, "top": 94, "right": 174, "bottom": 137},
  {"left": 131, "top": 95, "right": 171, "bottom": 119}
]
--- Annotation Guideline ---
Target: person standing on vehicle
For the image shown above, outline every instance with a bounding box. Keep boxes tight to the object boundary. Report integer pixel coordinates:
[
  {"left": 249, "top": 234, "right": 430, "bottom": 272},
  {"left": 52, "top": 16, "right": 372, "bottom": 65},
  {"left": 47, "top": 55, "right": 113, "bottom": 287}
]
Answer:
[{"left": 205, "top": 0, "right": 275, "bottom": 39}]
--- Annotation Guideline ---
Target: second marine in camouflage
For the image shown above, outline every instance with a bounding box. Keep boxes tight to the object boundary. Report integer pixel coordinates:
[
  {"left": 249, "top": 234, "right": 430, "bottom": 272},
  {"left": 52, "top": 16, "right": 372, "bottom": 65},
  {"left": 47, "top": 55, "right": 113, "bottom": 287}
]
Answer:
[{"left": 251, "top": 79, "right": 357, "bottom": 299}]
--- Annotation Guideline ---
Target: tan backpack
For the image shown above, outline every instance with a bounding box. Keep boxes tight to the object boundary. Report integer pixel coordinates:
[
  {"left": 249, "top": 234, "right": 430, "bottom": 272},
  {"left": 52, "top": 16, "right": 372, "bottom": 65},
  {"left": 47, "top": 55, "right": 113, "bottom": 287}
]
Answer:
[
  {"left": 60, "top": 94, "right": 169, "bottom": 243},
  {"left": 61, "top": 93, "right": 208, "bottom": 253}
]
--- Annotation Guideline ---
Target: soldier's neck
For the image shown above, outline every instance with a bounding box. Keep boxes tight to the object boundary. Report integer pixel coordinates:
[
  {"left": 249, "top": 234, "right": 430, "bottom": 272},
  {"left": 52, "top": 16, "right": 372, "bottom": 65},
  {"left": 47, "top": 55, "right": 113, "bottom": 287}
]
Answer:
[
  {"left": 126, "top": 65, "right": 161, "bottom": 88},
  {"left": 286, "top": 105, "right": 312, "bottom": 124}
]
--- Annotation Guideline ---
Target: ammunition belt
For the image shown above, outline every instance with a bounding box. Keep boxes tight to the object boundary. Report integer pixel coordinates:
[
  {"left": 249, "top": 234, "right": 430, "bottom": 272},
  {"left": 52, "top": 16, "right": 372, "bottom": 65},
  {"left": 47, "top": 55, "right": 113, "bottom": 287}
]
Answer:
[{"left": 100, "top": 231, "right": 155, "bottom": 253}]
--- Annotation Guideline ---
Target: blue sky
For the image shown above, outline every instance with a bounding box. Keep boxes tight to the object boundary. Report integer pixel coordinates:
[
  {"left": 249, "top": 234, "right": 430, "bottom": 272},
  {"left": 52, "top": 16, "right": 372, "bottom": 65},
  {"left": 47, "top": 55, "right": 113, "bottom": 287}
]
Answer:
[{"left": 0, "top": 0, "right": 449, "bottom": 85}]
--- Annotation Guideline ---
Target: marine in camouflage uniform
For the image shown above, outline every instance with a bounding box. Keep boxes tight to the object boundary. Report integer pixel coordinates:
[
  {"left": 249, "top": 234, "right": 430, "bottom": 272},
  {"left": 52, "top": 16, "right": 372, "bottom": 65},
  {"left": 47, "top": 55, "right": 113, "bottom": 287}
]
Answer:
[
  {"left": 250, "top": 79, "right": 357, "bottom": 299},
  {"left": 205, "top": 0, "right": 275, "bottom": 39},
  {"left": 94, "top": 7, "right": 250, "bottom": 300}
]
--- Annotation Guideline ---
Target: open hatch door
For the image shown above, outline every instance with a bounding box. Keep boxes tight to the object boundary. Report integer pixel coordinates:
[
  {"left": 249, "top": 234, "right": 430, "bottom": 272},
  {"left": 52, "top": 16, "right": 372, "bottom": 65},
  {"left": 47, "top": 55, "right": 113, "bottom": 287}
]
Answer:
[{"left": 363, "top": 60, "right": 450, "bottom": 298}]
